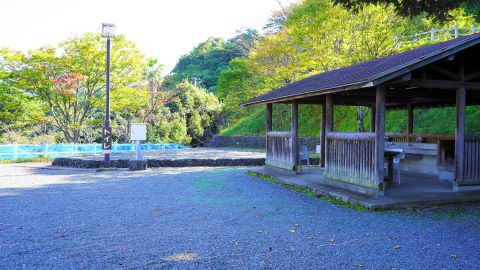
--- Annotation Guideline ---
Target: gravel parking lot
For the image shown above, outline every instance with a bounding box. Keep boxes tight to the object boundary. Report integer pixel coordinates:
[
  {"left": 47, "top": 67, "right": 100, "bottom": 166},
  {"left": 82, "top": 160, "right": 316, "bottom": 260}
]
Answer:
[{"left": 1, "top": 163, "right": 479, "bottom": 269}]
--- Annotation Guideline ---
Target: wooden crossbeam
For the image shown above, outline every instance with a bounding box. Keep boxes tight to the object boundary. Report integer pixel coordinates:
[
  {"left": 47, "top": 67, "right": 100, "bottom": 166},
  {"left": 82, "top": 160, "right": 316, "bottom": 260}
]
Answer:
[
  {"left": 408, "top": 79, "right": 480, "bottom": 90},
  {"left": 465, "top": 70, "right": 480, "bottom": 81},
  {"left": 429, "top": 64, "right": 460, "bottom": 80}
]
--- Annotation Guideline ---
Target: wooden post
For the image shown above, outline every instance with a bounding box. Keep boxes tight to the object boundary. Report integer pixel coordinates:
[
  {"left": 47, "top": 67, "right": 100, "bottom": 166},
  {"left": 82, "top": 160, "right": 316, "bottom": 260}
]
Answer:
[
  {"left": 407, "top": 104, "right": 414, "bottom": 141},
  {"left": 266, "top": 103, "right": 273, "bottom": 158},
  {"left": 325, "top": 95, "right": 333, "bottom": 172},
  {"left": 375, "top": 86, "right": 386, "bottom": 184},
  {"left": 266, "top": 103, "right": 273, "bottom": 132},
  {"left": 455, "top": 54, "right": 465, "bottom": 185},
  {"left": 291, "top": 101, "right": 298, "bottom": 171},
  {"left": 320, "top": 100, "right": 326, "bottom": 167},
  {"left": 455, "top": 87, "right": 466, "bottom": 183},
  {"left": 370, "top": 107, "right": 376, "bottom": 132}
]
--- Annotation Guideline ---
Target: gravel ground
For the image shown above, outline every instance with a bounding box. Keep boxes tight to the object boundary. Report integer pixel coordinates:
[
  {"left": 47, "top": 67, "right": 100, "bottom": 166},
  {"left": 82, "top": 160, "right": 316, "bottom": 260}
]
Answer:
[{"left": 0, "top": 163, "right": 479, "bottom": 270}]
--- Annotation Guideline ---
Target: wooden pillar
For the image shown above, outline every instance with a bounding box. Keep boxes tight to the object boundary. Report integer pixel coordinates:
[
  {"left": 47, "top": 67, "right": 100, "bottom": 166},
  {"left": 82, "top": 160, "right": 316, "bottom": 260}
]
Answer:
[
  {"left": 325, "top": 95, "right": 333, "bottom": 172},
  {"left": 266, "top": 103, "right": 273, "bottom": 132},
  {"left": 291, "top": 100, "right": 298, "bottom": 170},
  {"left": 370, "top": 107, "right": 376, "bottom": 132},
  {"left": 407, "top": 104, "right": 414, "bottom": 141},
  {"left": 455, "top": 53, "right": 465, "bottom": 185},
  {"left": 266, "top": 103, "right": 273, "bottom": 155},
  {"left": 455, "top": 87, "right": 466, "bottom": 183},
  {"left": 375, "top": 86, "right": 386, "bottom": 184},
  {"left": 320, "top": 100, "right": 326, "bottom": 167}
]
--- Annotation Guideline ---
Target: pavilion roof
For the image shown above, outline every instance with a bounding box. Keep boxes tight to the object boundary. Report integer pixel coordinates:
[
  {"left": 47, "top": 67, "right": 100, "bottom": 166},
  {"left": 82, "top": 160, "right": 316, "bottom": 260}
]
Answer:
[{"left": 242, "top": 33, "right": 480, "bottom": 106}]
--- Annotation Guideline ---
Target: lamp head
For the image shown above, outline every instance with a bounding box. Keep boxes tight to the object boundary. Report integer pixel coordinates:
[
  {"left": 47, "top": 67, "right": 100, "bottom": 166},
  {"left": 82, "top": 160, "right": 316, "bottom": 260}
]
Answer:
[{"left": 101, "top": 23, "right": 116, "bottom": 38}]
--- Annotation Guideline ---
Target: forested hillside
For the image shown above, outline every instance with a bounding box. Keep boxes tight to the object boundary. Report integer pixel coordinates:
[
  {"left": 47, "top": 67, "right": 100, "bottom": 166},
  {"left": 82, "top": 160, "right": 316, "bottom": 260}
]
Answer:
[{"left": 166, "top": 29, "right": 261, "bottom": 93}]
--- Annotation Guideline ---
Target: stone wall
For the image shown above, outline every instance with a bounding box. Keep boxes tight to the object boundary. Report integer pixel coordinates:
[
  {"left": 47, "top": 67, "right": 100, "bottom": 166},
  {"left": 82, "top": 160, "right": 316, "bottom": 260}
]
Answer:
[{"left": 208, "top": 135, "right": 321, "bottom": 151}]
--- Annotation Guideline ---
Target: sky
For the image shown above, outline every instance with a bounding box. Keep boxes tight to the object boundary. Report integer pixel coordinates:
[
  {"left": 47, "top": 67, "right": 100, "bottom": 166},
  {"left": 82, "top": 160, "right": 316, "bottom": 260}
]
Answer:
[{"left": 0, "top": 0, "right": 297, "bottom": 73}]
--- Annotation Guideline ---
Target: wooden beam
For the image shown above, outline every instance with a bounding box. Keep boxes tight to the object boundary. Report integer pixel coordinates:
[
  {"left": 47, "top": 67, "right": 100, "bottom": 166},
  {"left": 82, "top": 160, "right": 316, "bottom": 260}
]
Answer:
[
  {"left": 407, "top": 104, "right": 414, "bottom": 139},
  {"left": 429, "top": 64, "right": 460, "bottom": 80},
  {"left": 327, "top": 132, "right": 375, "bottom": 140},
  {"left": 320, "top": 101, "right": 326, "bottom": 167},
  {"left": 291, "top": 101, "right": 298, "bottom": 171},
  {"left": 408, "top": 79, "right": 480, "bottom": 90},
  {"left": 375, "top": 86, "right": 386, "bottom": 184},
  {"left": 465, "top": 70, "right": 480, "bottom": 81}
]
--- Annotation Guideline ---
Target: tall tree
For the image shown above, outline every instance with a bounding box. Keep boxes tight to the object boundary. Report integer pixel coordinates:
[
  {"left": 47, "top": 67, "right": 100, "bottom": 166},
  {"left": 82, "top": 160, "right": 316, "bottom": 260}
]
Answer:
[{"left": 3, "top": 33, "right": 146, "bottom": 143}]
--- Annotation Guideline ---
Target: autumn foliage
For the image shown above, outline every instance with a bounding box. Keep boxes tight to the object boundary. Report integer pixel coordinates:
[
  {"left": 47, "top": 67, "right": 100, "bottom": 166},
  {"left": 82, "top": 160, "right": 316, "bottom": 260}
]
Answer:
[{"left": 50, "top": 73, "right": 88, "bottom": 95}]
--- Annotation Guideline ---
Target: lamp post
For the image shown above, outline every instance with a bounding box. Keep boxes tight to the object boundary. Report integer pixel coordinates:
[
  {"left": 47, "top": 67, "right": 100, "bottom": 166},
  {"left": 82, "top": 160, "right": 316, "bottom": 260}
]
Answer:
[{"left": 101, "top": 23, "right": 115, "bottom": 167}]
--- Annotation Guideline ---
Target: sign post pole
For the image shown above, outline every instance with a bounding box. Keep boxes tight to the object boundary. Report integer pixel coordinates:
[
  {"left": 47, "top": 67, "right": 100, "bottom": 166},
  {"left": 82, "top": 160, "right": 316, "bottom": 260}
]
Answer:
[
  {"left": 129, "top": 123, "right": 147, "bottom": 171},
  {"left": 136, "top": 140, "right": 141, "bottom": 160}
]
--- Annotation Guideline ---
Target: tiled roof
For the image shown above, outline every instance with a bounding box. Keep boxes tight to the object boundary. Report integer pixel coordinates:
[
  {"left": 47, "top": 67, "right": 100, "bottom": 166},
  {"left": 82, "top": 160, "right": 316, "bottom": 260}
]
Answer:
[{"left": 242, "top": 33, "right": 480, "bottom": 106}]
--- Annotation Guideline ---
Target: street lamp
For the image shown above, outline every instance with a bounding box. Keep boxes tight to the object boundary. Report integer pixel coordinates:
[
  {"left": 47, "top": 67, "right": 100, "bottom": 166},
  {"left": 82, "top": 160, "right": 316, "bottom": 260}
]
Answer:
[{"left": 101, "top": 23, "right": 115, "bottom": 168}]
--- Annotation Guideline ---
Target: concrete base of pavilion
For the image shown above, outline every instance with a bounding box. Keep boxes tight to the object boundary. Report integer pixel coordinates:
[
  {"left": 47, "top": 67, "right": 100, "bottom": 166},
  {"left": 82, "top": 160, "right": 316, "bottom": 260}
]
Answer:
[{"left": 249, "top": 166, "right": 480, "bottom": 210}]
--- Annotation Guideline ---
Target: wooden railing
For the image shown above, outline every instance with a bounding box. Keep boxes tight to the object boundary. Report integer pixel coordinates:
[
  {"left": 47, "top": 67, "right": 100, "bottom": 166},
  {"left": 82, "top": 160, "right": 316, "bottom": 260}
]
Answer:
[
  {"left": 266, "top": 131, "right": 295, "bottom": 170},
  {"left": 386, "top": 133, "right": 455, "bottom": 144},
  {"left": 325, "top": 132, "right": 377, "bottom": 188},
  {"left": 465, "top": 138, "right": 480, "bottom": 180}
]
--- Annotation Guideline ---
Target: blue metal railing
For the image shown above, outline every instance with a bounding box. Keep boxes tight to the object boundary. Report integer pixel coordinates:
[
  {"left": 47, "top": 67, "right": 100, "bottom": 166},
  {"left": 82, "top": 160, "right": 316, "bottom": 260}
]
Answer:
[{"left": 0, "top": 143, "right": 187, "bottom": 160}]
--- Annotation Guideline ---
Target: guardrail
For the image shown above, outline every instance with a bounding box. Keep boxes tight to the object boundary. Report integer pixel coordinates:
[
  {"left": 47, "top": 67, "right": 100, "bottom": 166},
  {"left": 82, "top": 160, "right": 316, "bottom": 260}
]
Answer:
[
  {"left": 0, "top": 143, "right": 186, "bottom": 160},
  {"left": 394, "top": 25, "right": 479, "bottom": 48}
]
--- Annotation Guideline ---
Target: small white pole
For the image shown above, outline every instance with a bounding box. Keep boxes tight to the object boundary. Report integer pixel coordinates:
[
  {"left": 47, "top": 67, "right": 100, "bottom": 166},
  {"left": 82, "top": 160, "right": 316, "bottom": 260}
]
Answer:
[
  {"left": 430, "top": 29, "right": 435, "bottom": 42},
  {"left": 44, "top": 144, "right": 48, "bottom": 158},
  {"left": 71, "top": 143, "right": 75, "bottom": 156},
  {"left": 13, "top": 142, "right": 18, "bottom": 161},
  {"left": 136, "top": 140, "right": 141, "bottom": 160},
  {"left": 473, "top": 25, "right": 477, "bottom": 33},
  {"left": 454, "top": 25, "right": 459, "bottom": 38}
]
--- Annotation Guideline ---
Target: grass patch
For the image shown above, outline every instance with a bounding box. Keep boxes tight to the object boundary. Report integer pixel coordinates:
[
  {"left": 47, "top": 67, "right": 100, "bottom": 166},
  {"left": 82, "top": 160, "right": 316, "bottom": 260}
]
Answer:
[
  {"left": 247, "top": 171, "right": 367, "bottom": 211},
  {"left": 0, "top": 156, "right": 51, "bottom": 164}
]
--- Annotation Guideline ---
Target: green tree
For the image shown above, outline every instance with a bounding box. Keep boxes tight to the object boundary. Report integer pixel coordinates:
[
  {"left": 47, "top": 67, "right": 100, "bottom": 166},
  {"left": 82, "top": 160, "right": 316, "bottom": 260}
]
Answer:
[
  {"left": 333, "top": 0, "right": 480, "bottom": 22},
  {"left": 2, "top": 33, "right": 146, "bottom": 143},
  {"left": 110, "top": 87, "right": 150, "bottom": 142},
  {"left": 170, "top": 80, "right": 223, "bottom": 146}
]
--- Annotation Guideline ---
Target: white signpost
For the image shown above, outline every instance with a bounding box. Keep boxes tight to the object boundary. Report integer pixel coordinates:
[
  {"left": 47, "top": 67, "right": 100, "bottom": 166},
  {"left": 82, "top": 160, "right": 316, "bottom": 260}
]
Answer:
[{"left": 131, "top": 123, "right": 147, "bottom": 160}]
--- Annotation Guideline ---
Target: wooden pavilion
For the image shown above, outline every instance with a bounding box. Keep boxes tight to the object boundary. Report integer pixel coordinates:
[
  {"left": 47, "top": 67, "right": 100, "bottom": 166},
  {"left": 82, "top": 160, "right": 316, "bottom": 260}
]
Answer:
[{"left": 242, "top": 33, "right": 480, "bottom": 196}]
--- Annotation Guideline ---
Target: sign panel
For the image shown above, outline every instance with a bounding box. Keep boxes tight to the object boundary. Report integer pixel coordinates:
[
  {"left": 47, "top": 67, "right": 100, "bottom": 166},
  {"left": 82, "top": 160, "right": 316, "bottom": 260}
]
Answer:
[
  {"left": 102, "top": 127, "right": 112, "bottom": 151},
  {"left": 131, "top": 123, "right": 147, "bottom": 141}
]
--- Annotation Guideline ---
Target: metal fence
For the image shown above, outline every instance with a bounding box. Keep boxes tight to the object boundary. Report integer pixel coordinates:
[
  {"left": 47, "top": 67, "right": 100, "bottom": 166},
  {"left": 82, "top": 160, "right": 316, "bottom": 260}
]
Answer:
[
  {"left": 0, "top": 143, "right": 187, "bottom": 160},
  {"left": 394, "top": 25, "right": 479, "bottom": 48}
]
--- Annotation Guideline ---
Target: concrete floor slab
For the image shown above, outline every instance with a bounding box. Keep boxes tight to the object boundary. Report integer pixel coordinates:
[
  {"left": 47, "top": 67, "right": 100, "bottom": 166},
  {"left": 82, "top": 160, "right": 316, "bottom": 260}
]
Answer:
[{"left": 249, "top": 166, "right": 480, "bottom": 210}]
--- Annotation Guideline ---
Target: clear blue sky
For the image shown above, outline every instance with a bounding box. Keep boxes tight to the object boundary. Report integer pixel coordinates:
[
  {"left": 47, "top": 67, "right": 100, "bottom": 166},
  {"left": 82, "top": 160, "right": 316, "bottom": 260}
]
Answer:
[{"left": 0, "top": 0, "right": 296, "bottom": 72}]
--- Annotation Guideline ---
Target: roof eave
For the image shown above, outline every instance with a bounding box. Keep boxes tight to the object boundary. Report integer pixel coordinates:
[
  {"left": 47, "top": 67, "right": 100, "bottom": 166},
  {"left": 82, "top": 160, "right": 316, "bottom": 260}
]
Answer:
[{"left": 240, "top": 80, "right": 373, "bottom": 106}]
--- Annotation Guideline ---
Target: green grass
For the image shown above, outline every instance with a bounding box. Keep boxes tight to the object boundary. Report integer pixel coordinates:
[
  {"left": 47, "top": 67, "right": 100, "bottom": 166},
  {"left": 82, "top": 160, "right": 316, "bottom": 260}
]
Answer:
[
  {"left": 221, "top": 108, "right": 266, "bottom": 136},
  {"left": 247, "top": 171, "right": 367, "bottom": 211},
  {"left": 222, "top": 105, "right": 480, "bottom": 136},
  {"left": 0, "top": 156, "right": 51, "bottom": 164}
]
